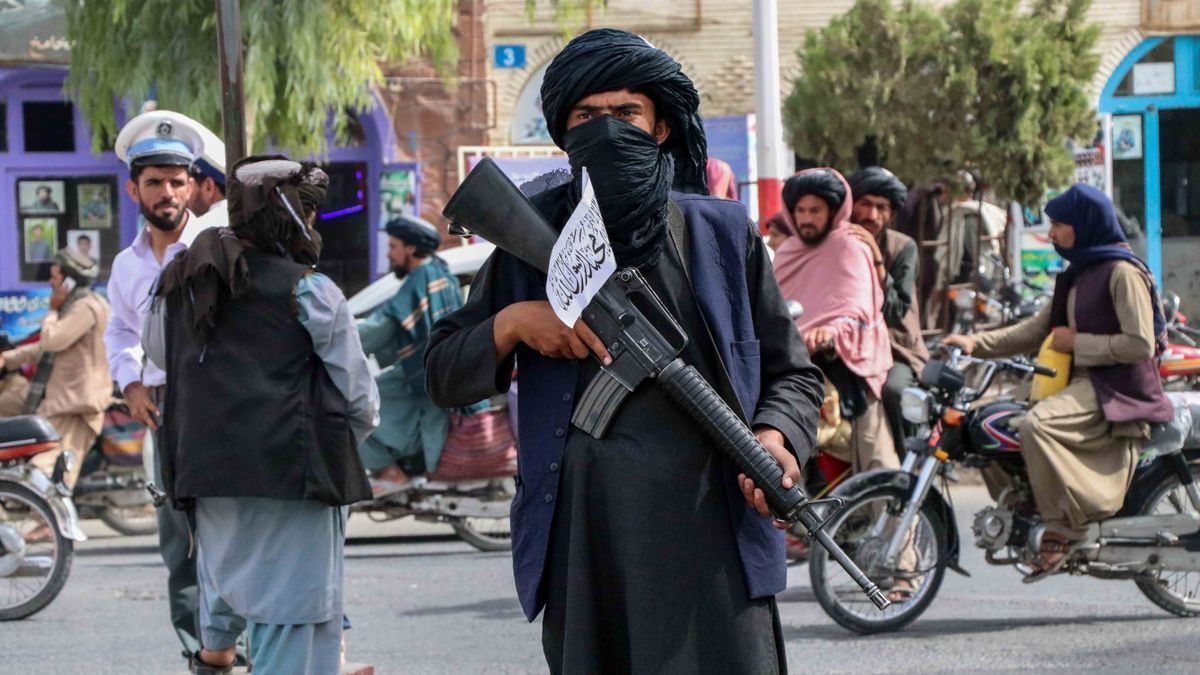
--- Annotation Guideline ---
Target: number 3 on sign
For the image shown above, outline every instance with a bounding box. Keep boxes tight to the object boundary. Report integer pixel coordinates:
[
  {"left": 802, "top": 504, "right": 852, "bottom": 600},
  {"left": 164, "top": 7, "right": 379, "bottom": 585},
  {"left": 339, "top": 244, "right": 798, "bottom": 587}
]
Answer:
[{"left": 493, "top": 44, "right": 526, "bottom": 69}]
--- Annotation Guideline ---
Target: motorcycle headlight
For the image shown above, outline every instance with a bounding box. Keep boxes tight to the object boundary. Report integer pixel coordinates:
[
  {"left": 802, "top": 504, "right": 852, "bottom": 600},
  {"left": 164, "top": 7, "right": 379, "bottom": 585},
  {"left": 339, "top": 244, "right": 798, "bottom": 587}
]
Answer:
[
  {"left": 952, "top": 289, "right": 978, "bottom": 312},
  {"left": 900, "top": 387, "right": 932, "bottom": 424}
]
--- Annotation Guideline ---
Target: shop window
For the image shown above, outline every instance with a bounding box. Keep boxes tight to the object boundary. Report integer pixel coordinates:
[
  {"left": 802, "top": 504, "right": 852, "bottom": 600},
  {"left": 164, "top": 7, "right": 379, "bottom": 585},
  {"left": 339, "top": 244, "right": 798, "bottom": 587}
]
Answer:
[
  {"left": 22, "top": 101, "right": 76, "bottom": 152},
  {"left": 1114, "top": 38, "right": 1176, "bottom": 97}
]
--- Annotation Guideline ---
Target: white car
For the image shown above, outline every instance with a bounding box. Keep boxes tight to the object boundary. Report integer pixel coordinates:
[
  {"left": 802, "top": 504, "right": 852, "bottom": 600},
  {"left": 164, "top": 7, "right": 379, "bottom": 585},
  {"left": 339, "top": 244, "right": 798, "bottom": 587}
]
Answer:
[{"left": 347, "top": 242, "right": 495, "bottom": 318}]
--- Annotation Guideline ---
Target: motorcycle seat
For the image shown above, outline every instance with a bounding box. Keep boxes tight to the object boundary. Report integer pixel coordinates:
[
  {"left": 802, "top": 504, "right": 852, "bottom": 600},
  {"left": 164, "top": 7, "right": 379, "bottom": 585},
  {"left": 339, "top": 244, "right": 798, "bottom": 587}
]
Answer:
[
  {"left": 1145, "top": 392, "right": 1200, "bottom": 457},
  {"left": 0, "top": 415, "right": 61, "bottom": 462}
]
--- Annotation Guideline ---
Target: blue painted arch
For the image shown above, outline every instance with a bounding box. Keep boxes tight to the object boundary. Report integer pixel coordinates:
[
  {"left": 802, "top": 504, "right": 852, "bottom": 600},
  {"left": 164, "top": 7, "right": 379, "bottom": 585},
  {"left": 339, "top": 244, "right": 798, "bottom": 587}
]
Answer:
[{"left": 1098, "top": 35, "right": 1200, "bottom": 282}]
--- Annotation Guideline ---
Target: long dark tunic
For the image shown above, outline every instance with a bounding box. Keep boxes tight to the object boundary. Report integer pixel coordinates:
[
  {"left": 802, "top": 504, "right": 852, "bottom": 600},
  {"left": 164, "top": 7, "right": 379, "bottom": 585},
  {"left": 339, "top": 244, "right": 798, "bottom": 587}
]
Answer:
[
  {"left": 426, "top": 191, "right": 821, "bottom": 673},
  {"left": 540, "top": 241, "right": 785, "bottom": 673}
]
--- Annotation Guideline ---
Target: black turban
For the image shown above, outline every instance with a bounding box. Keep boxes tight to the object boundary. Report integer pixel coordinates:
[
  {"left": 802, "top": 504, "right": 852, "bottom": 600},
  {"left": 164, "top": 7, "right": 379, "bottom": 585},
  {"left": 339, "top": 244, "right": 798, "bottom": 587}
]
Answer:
[
  {"left": 848, "top": 166, "right": 908, "bottom": 211},
  {"left": 385, "top": 215, "right": 442, "bottom": 254},
  {"left": 782, "top": 170, "right": 846, "bottom": 214},
  {"left": 540, "top": 28, "right": 708, "bottom": 195}
]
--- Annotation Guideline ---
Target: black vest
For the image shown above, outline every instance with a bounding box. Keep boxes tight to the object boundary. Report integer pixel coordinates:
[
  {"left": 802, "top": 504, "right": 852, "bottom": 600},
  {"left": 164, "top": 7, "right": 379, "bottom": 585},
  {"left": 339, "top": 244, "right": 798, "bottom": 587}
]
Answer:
[{"left": 161, "top": 250, "right": 371, "bottom": 507}]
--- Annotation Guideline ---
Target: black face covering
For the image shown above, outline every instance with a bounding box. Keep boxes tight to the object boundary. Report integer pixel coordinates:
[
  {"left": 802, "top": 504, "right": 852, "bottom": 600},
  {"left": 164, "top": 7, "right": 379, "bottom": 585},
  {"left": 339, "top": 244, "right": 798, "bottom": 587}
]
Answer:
[{"left": 564, "top": 115, "right": 673, "bottom": 268}]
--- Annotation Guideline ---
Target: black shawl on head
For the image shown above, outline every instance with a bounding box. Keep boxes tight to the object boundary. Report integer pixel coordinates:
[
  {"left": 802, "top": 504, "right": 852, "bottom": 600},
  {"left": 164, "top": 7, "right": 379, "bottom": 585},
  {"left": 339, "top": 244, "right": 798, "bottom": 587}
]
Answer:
[{"left": 540, "top": 28, "right": 708, "bottom": 195}]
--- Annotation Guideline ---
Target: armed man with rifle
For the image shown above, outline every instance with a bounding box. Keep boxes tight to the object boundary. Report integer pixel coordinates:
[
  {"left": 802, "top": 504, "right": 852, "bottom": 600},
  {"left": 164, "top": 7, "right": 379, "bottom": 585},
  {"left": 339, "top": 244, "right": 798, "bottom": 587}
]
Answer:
[{"left": 426, "top": 28, "right": 829, "bottom": 673}]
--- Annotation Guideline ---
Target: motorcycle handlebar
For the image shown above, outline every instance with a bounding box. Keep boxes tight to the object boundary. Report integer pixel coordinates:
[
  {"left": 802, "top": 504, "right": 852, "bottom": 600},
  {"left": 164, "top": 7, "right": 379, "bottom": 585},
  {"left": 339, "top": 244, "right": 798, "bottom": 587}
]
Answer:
[{"left": 1030, "top": 364, "right": 1057, "bottom": 378}]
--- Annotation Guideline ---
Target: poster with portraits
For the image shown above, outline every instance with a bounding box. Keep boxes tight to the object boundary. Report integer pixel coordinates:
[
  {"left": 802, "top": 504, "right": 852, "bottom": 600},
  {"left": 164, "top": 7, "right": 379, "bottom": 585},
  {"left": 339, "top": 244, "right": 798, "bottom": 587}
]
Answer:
[
  {"left": 18, "top": 179, "right": 65, "bottom": 215},
  {"left": 13, "top": 175, "right": 119, "bottom": 283},
  {"left": 77, "top": 183, "right": 112, "bottom": 229}
]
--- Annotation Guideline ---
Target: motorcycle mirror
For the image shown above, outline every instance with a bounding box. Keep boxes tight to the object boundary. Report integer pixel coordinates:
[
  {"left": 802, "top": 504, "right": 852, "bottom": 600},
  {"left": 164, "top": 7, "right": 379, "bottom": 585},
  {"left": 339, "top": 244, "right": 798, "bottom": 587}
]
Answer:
[
  {"left": 1163, "top": 291, "right": 1180, "bottom": 324},
  {"left": 920, "top": 359, "right": 967, "bottom": 392}
]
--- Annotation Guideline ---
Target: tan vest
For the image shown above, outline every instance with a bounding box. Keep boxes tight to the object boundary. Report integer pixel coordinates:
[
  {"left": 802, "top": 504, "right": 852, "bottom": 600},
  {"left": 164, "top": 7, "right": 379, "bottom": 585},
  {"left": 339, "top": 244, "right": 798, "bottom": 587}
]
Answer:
[{"left": 882, "top": 229, "right": 929, "bottom": 371}]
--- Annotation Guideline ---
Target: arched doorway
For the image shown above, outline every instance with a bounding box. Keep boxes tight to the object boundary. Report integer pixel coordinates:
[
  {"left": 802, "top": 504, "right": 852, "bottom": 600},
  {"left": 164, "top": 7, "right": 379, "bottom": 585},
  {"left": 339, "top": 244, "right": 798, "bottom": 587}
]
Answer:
[{"left": 1100, "top": 35, "right": 1200, "bottom": 310}]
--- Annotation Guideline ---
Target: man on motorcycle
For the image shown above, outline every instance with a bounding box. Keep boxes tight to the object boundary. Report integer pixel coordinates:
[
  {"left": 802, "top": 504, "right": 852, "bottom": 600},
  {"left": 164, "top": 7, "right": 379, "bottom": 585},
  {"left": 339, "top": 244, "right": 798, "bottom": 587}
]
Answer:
[
  {"left": 847, "top": 167, "right": 929, "bottom": 459},
  {"left": 944, "top": 183, "right": 1172, "bottom": 580},
  {"left": 0, "top": 249, "right": 111, "bottom": 486},
  {"left": 357, "top": 215, "right": 485, "bottom": 495},
  {"left": 773, "top": 169, "right": 896, "bottom": 476}
]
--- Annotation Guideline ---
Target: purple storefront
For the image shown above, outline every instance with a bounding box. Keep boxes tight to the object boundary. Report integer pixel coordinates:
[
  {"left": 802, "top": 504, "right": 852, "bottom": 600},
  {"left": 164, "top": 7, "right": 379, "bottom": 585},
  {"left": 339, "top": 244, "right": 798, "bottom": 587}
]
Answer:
[{"left": 0, "top": 9, "right": 406, "bottom": 339}]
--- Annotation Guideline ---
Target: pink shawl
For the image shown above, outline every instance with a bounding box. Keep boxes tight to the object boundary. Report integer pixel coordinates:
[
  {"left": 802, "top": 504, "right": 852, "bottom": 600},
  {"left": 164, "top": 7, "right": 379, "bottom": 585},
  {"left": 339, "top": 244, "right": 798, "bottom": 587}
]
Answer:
[
  {"left": 771, "top": 168, "right": 893, "bottom": 398},
  {"left": 706, "top": 158, "right": 738, "bottom": 200}
]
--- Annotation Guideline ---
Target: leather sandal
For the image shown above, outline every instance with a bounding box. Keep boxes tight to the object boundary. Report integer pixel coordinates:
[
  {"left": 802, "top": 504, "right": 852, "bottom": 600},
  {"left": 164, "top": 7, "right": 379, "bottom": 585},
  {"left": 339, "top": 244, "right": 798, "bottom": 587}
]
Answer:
[
  {"left": 188, "top": 651, "right": 234, "bottom": 674},
  {"left": 1022, "top": 534, "right": 1082, "bottom": 584}
]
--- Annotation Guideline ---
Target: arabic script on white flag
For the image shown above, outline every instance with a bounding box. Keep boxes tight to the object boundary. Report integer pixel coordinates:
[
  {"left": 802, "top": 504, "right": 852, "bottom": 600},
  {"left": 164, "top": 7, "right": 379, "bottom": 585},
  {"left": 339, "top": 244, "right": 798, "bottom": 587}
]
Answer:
[{"left": 546, "top": 168, "right": 615, "bottom": 327}]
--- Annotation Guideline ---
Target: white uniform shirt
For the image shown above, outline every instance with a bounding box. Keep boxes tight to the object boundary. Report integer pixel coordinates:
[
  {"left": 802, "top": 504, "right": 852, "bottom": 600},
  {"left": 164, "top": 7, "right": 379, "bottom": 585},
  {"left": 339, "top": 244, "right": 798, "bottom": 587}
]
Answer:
[
  {"left": 181, "top": 198, "right": 228, "bottom": 246},
  {"left": 104, "top": 213, "right": 208, "bottom": 391}
]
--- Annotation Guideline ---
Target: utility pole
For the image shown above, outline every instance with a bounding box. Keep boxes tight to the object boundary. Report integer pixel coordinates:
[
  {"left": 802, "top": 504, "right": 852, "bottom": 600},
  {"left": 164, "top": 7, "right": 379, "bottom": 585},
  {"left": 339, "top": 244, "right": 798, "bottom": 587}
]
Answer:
[
  {"left": 215, "top": 0, "right": 246, "bottom": 165},
  {"left": 752, "top": 0, "right": 785, "bottom": 223}
]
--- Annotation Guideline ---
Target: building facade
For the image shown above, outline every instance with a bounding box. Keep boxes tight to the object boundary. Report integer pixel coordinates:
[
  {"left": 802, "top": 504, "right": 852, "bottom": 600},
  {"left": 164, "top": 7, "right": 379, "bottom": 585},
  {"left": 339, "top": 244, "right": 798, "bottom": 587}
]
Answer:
[{"left": 481, "top": 0, "right": 1200, "bottom": 308}]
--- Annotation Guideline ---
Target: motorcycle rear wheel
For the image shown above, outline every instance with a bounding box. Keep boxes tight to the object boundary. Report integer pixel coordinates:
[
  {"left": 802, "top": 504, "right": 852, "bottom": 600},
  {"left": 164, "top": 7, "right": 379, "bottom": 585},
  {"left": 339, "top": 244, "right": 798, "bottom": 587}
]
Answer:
[
  {"left": 1134, "top": 463, "right": 1200, "bottom": 617},
  {"left": 450, "top": 516, "right": 512, "bottom": 552},
  {"left": 98, "top": 503, "right": 158, "bottom": 536},
  {"left": 808, "top": 485, "right": 948, "bottom": 634},
  {"left": 0, "top": 481, "right": 73, "bottom": 621}
]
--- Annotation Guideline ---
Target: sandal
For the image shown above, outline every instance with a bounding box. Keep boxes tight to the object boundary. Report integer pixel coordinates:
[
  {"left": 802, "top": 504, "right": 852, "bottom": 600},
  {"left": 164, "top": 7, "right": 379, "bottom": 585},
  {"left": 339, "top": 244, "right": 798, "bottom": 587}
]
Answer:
[
  {"left": 1022, "top": 533, "right": 1082, "bottom": 584},
  {"left": 887, "top": 578, "right": 917, "bottom": 603},
  {"left": 188, "top": 651, "right": 233, "bottom": 675}
]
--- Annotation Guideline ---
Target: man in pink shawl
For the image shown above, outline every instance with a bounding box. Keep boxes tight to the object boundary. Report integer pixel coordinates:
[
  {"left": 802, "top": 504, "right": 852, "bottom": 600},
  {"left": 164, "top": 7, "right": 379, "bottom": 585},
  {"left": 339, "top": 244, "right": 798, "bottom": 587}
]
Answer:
[
  {"left": 771, "top": 168, "right": 897, "bottom": 475},
  {"left": 706, "top": 157, "right": 738, "bottom": 200}
]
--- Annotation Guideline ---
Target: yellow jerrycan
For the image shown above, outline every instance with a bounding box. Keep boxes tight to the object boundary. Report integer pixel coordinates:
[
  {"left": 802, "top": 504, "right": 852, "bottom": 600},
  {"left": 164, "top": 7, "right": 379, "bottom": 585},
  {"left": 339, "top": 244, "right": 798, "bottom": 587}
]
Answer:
[{"left": 1030, "top": 334, "right": 1071, "bottom": 402}]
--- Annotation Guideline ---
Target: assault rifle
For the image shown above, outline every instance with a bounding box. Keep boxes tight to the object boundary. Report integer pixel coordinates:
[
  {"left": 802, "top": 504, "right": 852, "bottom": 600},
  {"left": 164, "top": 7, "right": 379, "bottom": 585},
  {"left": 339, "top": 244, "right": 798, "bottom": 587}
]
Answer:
[{"left": 443, "top": 158, "right": 890, "bottom": 610}]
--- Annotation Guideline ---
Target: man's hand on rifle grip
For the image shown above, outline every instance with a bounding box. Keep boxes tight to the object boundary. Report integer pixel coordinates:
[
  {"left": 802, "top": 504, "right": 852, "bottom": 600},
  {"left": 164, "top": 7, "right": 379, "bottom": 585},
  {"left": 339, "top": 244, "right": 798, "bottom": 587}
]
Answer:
[
  {"left": 495, "top": 301, "right": 613, "bottom": 364},
  {"left": 739, "top": 426, "right": 801, "bottom": 529}
]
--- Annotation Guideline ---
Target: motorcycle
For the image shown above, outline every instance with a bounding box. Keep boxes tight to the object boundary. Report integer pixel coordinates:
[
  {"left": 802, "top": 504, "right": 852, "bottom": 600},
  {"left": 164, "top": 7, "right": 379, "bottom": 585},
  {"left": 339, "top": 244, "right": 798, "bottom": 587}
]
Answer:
[
  {"left": 0, "top": 415, "right": 86, "bottom": 620},
  {"left": 350, "top": 396, "right": 517, "bottom": 553},
  {"left": 947, "top": 255, "right": 1049, "bottom": 335},
  {"left": 1, "top": 333, "right": 157, "bottom": 536},
  {"left": 807, "top": 346, "right": 1200, "bottom": 634},
  {"left": 1160, "top": 291, "right": 1200, "bottom": 392},
  {"left": 351, "top": 475, "right": 515, "bottom": 552}
]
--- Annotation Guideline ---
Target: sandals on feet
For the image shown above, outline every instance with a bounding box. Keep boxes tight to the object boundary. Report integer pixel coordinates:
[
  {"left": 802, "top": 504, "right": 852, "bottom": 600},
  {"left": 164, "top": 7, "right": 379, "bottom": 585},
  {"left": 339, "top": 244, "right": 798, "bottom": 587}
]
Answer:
[{"left": 1022, "top": 534, "right": 1082, "bottom": 584}]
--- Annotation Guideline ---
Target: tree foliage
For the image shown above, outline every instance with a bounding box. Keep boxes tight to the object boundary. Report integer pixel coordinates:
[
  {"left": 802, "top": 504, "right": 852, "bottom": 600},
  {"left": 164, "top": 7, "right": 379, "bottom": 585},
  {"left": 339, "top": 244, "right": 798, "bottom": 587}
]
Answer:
[
  {"left": 783, "top": 0, "right": 1099, "bottom": 205},
  {"left": 64, "top": 0, "right": 459, "bottom": 157}
]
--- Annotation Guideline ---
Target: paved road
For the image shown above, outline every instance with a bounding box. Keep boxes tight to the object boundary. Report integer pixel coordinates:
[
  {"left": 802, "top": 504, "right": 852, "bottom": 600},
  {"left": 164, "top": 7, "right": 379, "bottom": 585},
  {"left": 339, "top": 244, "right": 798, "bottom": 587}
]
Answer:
[{"left": 4, "top": 486, "right": 1200, "bottom": 673}]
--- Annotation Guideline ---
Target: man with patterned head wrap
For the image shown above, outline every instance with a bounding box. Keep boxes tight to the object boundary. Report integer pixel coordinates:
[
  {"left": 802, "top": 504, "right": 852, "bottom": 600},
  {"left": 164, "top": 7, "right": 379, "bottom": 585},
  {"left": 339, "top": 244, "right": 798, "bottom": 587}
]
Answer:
[
  {"left": 356, "top": 215, "right": 487, "bottom": 494},
  {"left": 848, "top": 166, "right": 928, "bottom": 457},
  {"left": 427, "top": 28, "right": 822, "bottom": 673},
  {"left": 0, "top": 249, "right": 111, "bottom": 486},
  {"left": 145, "top": 156, "right": 378, "bottom": 674}
]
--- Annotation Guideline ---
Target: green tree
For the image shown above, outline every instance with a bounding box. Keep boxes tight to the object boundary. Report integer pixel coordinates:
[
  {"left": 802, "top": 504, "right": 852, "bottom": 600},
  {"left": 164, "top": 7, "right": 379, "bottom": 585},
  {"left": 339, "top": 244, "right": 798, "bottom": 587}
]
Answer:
[
  {"left": 783, "top": 0, "right": 1099, "bottom": 205},
  {"left": 64, "top": 0, "right": 459, "bottom": 156}
]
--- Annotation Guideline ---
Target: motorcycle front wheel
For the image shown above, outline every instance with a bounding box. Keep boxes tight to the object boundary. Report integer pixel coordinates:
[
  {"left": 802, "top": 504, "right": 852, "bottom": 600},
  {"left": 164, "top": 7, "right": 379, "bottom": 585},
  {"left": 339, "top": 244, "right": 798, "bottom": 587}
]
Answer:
[
  {"left": 808, "top": 485, "right": 948, "bottom": 634},
  {"left": 0, "top": 481, "right": 73, "bottom": 620}
]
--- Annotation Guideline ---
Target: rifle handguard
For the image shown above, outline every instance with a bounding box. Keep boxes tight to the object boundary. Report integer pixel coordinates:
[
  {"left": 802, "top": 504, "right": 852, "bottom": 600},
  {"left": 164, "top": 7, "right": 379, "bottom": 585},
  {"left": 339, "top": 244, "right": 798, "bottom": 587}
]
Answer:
[{"left": 658, "top": 359, "right": 890, "bottom": 610}]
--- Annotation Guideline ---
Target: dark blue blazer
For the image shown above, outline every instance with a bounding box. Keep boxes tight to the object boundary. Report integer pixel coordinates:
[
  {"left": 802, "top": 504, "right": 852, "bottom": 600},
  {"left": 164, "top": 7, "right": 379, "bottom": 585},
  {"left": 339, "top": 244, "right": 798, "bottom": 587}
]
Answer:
[{"left": 506, "top": 194, "right": 787, "bottom": 620}]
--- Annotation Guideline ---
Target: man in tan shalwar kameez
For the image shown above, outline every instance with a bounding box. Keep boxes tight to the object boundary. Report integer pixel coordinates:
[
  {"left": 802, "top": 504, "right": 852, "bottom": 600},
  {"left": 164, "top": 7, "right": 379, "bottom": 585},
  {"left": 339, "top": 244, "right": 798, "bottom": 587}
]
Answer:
[{"left": 946, "top": 184, "right": 1172, "bottom": 578}]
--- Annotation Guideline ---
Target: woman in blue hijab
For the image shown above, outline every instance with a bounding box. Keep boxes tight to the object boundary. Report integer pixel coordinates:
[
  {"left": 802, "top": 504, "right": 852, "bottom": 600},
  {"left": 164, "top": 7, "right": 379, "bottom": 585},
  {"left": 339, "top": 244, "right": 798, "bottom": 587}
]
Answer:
[{"left": 945, "top": 183, "right": 1170, "bottom": 581}]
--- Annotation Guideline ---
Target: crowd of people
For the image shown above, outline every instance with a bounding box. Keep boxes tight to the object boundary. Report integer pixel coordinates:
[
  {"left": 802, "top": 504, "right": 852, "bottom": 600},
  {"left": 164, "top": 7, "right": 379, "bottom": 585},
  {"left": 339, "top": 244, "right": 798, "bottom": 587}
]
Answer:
[{"left": 0, "top": 25, "right": 1173, "bottom": 675}]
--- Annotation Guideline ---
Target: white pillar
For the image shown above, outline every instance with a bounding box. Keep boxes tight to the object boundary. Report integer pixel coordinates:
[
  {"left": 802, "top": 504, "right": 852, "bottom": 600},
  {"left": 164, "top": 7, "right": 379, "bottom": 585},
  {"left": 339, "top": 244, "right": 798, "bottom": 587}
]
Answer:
[{"left": 753, "top": 0, "right": 785, "bottom": 225}]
